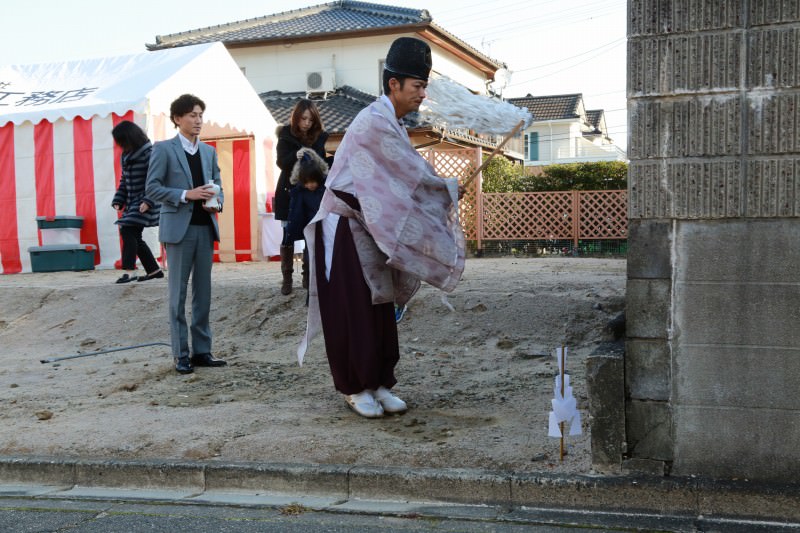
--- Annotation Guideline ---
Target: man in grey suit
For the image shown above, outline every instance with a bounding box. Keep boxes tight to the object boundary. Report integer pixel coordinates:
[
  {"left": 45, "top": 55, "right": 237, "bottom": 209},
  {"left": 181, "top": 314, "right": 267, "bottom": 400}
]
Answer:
[{"left": 145, "top": 94, "right": 227, "bottom": 374}]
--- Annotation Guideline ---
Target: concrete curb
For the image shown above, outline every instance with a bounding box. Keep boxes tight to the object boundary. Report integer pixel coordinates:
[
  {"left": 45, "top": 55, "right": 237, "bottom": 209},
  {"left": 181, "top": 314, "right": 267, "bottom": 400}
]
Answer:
[{"left": 0, "top": 455, "right": 798, "bottom": 523}]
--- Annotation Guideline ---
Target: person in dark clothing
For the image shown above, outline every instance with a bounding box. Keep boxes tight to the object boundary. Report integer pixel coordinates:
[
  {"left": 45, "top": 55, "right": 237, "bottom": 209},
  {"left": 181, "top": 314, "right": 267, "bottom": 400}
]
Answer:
[
  {"left": 111, "top": 121, "right": 162, "bottom": 284},
  {"left": 274, "top": 99, "right": 329, "bottom": 295},
  {"left": 286, "top": 147, "right": 328, "bottom": 292}
]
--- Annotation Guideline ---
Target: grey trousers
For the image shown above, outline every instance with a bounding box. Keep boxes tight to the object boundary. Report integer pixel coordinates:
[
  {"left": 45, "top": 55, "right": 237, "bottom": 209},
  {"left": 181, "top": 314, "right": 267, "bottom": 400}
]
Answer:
[{"left": 165, "top": 225, "right": 215, "bottom": 358}]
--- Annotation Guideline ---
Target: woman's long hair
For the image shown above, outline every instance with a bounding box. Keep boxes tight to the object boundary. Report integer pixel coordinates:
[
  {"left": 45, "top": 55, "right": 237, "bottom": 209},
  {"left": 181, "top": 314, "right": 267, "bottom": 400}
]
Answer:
[
  {"left": 111, "top": 121, "right": 150, "bottom": 153},
  {"left": 289, "top": 99, "right": 324, "bottom": 146}
]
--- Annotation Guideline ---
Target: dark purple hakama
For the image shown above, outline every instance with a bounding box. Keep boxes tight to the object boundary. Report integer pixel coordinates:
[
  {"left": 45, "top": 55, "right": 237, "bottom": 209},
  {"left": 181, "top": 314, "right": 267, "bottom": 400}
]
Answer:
[{"left": 314, "top": 192, "right": 399, "bottom": 395}]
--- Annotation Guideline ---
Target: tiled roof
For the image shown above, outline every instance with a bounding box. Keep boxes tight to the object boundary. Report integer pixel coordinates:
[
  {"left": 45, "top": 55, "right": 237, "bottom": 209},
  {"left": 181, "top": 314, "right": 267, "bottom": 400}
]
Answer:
[
  {"left": 261, "top": 86, "right": 502, "bottom": 150},
  {"left": 147, "top": 1, "right": 503, "bottom": 69},
  {"left": 150, "top": 1, "right": 425, "bottom": 48},
  {"left": 261, "top": 86, "right": 377, "bottom": 134},
  {"left": 506, "top": 94, "right": 583, "bottom": 122},
  {"left": 585, "top": 109, "right": 604, "bottom": 131},
  {"left": 261, "top": 86, "right": 439, "bottom": 134}
]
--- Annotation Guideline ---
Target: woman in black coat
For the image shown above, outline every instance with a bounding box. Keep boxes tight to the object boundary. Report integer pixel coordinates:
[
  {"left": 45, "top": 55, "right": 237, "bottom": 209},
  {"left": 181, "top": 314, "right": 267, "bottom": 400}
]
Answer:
[
  {"left": 111, "top": 121, "right": 162, "bottom": 284},
  {"left": 275, "top": 99, "right": 329, "bottom": 295}
]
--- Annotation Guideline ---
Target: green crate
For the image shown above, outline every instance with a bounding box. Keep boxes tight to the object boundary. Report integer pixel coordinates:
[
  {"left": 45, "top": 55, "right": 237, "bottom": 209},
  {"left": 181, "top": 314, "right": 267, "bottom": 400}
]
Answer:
[
  {"left": 35, "top": 216, "right": 84, "bottom": 229},
  {"left": 28, "top": 244, "right": 96, "bottom": 272}
]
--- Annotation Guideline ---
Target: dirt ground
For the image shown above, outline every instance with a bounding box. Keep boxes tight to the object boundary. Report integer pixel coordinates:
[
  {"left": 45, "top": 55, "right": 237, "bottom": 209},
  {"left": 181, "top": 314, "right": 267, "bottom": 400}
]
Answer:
[{"left": 0, "top": 257, "right": 625, "bottom": 475}]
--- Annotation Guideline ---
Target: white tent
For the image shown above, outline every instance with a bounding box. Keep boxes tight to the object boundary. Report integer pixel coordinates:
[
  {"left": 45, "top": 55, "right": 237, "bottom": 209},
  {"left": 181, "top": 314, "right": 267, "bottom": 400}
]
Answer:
[{"left": 0, "top": 42, "right": 277, "bottom": 273}]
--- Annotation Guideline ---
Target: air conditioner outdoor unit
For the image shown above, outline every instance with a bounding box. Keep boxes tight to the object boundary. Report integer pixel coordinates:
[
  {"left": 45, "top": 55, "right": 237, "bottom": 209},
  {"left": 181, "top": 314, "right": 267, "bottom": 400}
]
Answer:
[{"left": 306, "top": 70, "right": 335, "bottom": 93}]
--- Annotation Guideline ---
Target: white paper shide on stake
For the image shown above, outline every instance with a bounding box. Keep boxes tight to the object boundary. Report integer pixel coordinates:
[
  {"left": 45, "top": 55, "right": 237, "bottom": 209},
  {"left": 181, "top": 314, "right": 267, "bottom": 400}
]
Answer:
[
  {"left": 417, "top": 74, "right": 533, "bottom": 189},
  {"left": 548, "top": 346, "right": 582, "bottom": 438},
  {"left": 419, "top": 74, "right": 533, "bottom": 135}
]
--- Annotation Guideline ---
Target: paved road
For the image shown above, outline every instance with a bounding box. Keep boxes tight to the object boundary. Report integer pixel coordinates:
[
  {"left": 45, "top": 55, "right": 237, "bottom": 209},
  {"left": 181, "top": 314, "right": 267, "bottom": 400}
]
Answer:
[
  {"left": 0, "top": 494, "right": 700, "bottom": 533},
  {"left": 5, "top": 493, "right": 797, "bottom": 532}
]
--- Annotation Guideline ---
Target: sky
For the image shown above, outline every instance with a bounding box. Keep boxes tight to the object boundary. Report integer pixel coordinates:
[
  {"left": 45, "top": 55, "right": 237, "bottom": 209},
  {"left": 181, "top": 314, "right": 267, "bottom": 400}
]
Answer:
[{"left": 0, "top": 0, "right": 628, "bottom": 148}]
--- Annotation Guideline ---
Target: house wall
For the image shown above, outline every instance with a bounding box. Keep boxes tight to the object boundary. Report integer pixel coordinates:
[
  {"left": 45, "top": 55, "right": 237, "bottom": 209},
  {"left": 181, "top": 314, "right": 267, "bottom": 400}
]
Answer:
[
  {"left": 523, "top": 120, "right": 572, "bottom": 164},
  {"left": 625, "top": 1, "right": 800, "bottom": 482},
  {"left": 523, "top": 120, "right": 625, "bottom": 165},
  {"left": 229, "top": 34, "right": 489, "bottom": 96}
]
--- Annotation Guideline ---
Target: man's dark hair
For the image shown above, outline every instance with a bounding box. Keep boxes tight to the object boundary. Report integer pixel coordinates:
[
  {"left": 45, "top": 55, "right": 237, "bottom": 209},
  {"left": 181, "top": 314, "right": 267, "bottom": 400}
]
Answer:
[
  {"left": 111, "top": 120, "right": 150, "bottom": 153},
  {"left": 170, "top": 94, "right": 206, "bottom": 127},
  {"left": 382, "top": 70, "right": 408, "bottom": 95}
]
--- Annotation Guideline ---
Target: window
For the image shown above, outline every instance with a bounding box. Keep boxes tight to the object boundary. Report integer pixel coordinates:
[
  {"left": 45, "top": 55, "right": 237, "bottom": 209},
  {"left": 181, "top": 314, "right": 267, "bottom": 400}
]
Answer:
[{"left": 526, "top": 132, "right": 539, "bottom": 161}]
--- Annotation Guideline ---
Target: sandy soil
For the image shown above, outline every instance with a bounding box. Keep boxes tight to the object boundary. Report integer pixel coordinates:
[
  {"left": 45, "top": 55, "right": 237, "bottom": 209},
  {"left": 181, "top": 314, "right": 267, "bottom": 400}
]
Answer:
[{"left": 0, "top": 257, "right": 625, "bottom": 474}]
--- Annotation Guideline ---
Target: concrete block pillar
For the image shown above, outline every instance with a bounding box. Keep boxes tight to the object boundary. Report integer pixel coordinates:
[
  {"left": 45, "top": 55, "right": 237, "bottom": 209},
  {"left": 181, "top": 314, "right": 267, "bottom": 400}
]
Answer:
[{"left": 627, "top": 1, "right": 800, "bottom": 482}]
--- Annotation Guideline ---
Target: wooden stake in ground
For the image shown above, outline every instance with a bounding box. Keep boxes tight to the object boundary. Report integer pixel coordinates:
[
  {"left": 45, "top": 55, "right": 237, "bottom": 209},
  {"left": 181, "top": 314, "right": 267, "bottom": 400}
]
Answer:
[{"left": 560, "top": 344, "right": 566, "bottom": 461}]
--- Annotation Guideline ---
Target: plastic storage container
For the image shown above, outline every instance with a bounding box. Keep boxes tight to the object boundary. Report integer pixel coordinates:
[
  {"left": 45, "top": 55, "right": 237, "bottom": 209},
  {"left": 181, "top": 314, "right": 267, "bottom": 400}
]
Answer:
[
  {"left": 36, "top": 216, "right": 84, "bottom": 246},
  {"left": 28, "top": 244, "right": 96, "bottom": 272}
]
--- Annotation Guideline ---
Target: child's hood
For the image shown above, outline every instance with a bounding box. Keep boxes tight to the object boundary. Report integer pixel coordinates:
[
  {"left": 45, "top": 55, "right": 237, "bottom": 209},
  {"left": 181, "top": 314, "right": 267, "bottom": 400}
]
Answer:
[{"left": 290, "top": 148, "right": 329, "bottom": 185}]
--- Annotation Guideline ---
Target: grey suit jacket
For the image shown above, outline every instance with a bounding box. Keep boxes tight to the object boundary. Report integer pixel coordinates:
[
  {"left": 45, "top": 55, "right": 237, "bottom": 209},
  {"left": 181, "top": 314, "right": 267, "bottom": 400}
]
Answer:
[{"left": 145, "top": 135, "right": 223, "bottom": 244}]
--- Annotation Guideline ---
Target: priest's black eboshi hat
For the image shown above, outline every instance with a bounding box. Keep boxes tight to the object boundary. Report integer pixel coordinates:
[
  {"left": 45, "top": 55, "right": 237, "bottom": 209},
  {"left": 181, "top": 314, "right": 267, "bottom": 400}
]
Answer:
[{"left": 384, "top": 37, "right": 432, "bottom": 81}]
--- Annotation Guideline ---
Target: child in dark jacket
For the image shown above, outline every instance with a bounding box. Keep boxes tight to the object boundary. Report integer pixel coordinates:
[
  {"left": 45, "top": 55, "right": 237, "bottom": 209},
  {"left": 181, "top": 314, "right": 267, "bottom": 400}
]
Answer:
[{"left": 286, "top": 147, "right": 329, "bottom": 292}]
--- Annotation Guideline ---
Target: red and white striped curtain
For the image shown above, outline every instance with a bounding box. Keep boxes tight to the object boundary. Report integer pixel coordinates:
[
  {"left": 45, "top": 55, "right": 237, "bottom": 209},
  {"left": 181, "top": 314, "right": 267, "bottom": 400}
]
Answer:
[
  {"left": 0, "top": 112, "right": 259, "bottom": 274},
  {"left": 207, "top": 138, "right": 259, "bottom": 263},
  {"left": 0, "top": 112, "right": 135, "bottom": 273}
]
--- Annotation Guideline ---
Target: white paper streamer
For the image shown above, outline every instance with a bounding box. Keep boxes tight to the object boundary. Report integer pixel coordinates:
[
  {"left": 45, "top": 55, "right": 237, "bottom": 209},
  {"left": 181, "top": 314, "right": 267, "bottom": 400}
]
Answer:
[
  {"left": 547, "top": 347, "right": 582, "bottom": 438},
  {"left": 440, "top": 293, "right": 455, "bottom": 312},
  {"left": 419, "top": 74, "right": 533, "bottom": 135}
]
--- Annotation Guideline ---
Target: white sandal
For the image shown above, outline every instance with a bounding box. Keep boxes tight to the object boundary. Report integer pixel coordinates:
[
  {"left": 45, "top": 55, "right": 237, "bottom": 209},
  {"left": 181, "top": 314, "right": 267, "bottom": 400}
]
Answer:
[
  {"left": 373, "top": 386, "right": 408, "bottom": 414},
  {"left": 345, "top": 391, "right": 384, "bottom": 418}
]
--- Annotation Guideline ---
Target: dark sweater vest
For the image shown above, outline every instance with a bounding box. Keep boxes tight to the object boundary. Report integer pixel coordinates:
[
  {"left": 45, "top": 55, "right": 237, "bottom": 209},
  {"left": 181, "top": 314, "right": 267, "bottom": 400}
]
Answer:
[{"left": 186, "top": 150, "right": 212, "bottom": 226}]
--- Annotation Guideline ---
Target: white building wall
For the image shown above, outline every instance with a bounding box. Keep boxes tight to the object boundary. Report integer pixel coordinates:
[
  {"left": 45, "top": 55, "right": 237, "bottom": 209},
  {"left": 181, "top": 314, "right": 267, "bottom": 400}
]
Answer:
[
  {"left": 524, "top": 120, "right": 626, "bottom": 165},
  {"left": 568, "top": 122, "right": 583, "bottom": 157},
  {"left": 429, "top": 51, "right": 488, "bottom": 94},
  {"left": 229, "top": 33, "right": 489, "bottom": 96},
  {"left": 526, "top": 120, "right": 572, "bottom": 164}
]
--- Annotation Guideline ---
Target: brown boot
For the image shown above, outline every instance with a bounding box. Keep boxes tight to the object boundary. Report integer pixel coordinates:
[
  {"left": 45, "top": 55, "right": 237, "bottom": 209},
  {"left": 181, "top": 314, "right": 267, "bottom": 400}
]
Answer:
[{"left": 280, "top": 245, "right": 294, "bottom": 295}]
